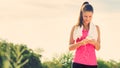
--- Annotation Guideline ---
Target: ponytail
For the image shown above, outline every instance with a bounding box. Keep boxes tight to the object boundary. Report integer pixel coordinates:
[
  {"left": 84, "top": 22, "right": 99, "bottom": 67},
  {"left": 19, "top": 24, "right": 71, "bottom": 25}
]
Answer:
[{"left": 76, "top": 1, "right": 93, "bottom": 27}]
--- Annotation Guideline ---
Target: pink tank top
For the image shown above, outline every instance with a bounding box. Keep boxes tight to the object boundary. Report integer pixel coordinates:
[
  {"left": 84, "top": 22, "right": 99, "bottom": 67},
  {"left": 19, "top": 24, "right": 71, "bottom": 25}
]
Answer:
[{"left": 73, "top": 29, "right": 97, "bottom": 65}]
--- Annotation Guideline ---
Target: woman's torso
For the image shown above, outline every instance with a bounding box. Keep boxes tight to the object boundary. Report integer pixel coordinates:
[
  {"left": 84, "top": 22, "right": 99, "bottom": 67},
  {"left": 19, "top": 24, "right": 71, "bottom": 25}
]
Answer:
[{"left": 73, "top": 29, "right": 97, "bottom": 65}]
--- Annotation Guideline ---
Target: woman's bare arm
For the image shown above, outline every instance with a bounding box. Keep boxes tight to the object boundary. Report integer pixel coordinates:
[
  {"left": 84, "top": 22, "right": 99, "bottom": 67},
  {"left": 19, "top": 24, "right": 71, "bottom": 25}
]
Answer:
[
  {"left": 88, "top": 25, "right": 101, "bottom": 51},
  {"left": 69, "top": 26, "right": 88, "bottom": 51}
]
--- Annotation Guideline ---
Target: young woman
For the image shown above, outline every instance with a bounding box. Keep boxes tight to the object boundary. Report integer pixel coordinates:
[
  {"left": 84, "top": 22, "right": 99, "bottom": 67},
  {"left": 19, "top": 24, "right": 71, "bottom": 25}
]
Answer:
[{"left": 69, "top": 2, "right": 100, "bottom": 68}]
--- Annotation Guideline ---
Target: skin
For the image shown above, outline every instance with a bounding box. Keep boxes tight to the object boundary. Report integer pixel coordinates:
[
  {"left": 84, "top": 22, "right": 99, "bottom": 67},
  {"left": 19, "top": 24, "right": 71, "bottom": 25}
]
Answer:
[{"left": 69, "top": 11, "right": 100, "bottom": 51}]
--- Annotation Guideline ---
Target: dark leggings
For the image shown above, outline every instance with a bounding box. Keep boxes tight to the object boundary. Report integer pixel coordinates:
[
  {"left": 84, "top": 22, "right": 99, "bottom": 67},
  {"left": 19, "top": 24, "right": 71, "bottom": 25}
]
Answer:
[{"left": 72, "top": 62, "right": 97, "bottom": 68}]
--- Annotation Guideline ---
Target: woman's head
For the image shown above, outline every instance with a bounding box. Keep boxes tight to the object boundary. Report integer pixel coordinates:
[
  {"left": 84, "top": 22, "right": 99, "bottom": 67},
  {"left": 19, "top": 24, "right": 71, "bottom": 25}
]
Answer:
[{"left": 77, "top": 2, "right": 94, "bottom": 27}]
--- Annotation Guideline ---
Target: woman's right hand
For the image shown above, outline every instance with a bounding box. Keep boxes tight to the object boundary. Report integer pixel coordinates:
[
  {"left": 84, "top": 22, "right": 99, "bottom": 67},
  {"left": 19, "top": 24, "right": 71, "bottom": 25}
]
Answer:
[{"left": 80, "top": 39, "right": 89, "bottom": 45}]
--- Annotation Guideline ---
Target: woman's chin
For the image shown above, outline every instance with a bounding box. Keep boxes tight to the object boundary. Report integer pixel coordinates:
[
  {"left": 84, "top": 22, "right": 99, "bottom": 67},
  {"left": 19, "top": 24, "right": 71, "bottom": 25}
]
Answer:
[{"left": 84, "top": 22, "right": 90, "bottom": 25}]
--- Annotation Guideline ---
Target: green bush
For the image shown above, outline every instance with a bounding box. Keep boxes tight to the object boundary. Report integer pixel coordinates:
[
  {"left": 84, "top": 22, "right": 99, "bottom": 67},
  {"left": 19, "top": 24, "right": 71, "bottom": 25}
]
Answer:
[{"left": 0, "top": 40, "right": 43, "bottom": 68}]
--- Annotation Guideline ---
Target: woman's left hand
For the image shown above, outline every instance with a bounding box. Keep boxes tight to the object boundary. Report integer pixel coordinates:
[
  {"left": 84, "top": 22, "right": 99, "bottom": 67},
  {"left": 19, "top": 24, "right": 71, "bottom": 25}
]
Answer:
[{"left": 87, "top": 39, "right": 96, "bottom": 46}]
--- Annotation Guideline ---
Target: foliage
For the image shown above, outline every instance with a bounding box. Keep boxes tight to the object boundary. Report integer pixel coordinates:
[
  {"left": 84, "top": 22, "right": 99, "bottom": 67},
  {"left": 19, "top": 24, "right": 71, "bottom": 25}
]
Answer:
[
  {"left": 42, "top": 52, "right": 73, "bottom": 68},
  {"left": 98, "top": 59, "right": 120, "bottom": 68},
  {"left": 0, "top": 40, "right": 42, "bottom": 68},
  {"left": 42, "top": 52, "right": 120, "bottom": 68}
]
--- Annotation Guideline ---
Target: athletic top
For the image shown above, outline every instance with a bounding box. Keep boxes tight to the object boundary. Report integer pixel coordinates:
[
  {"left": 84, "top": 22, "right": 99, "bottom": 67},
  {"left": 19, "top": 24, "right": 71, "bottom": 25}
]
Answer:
[{"left": 73, "top": 29, "right": 97, "bottom": 65}]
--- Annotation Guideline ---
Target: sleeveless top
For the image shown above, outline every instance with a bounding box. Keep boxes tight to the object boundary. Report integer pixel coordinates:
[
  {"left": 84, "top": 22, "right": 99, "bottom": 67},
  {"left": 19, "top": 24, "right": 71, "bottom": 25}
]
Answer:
[{"left": 73, "top": 29, "right": 97, "bottom": 65}]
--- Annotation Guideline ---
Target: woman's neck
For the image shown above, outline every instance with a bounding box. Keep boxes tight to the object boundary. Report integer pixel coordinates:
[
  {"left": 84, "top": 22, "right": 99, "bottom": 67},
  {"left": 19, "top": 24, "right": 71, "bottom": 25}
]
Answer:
[{"left": 83, "top": 23, "right": 89, "bottom": 30}]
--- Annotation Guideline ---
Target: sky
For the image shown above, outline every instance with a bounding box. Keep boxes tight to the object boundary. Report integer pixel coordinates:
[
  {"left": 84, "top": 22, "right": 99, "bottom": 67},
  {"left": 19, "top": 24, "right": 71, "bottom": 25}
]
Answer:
[{"left": 0, "top": 0, "right": 120, "bottom": 61}]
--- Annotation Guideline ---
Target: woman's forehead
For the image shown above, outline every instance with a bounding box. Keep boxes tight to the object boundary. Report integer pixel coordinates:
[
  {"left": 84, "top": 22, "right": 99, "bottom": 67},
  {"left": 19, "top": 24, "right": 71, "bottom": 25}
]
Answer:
[{"left": 83, "top": 11, "right": 93, "bottom": 15}]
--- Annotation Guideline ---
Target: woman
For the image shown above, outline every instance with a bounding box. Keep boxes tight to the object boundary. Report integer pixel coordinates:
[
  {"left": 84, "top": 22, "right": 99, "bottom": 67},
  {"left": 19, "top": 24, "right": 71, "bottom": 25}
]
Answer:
[{"left": 69, "top": 1, "right": 100, "bottom": 68}]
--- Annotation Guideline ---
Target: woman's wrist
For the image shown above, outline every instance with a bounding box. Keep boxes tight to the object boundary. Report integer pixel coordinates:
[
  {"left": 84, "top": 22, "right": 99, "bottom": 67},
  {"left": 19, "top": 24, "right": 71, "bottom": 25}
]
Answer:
[
  {"left": 79, "top": 39, "right": 87, "bottom": 45},
  {"left": 88, "top": 39, "right": 97, "bottom": 47}
]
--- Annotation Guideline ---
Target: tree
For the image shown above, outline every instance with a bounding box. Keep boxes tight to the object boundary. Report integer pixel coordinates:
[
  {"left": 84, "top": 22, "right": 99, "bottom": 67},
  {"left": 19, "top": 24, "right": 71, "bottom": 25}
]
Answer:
[
  {"left": 22, "top": 49, "right": 43, "bottom": 68},
  {"left": 0, "top": 40, "right": 43, "bottom": 68},
  {"left": 59, "top": 52, "right": 73, "bottom": 68},
  {"left": 42, "top": 52, "right": 73, "bottom": 68},
  {"left": 0, "top": 41, "right": 11, "bottom": 68},
  {"left": 97, "top": 59, "right": 109, "bottom": 68}
]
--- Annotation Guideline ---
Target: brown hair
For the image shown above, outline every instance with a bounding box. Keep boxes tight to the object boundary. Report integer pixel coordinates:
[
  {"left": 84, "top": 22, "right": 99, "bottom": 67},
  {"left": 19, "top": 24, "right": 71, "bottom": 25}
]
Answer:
[{"left": 76, "top": 1, "right": 94, "bottom": 27}]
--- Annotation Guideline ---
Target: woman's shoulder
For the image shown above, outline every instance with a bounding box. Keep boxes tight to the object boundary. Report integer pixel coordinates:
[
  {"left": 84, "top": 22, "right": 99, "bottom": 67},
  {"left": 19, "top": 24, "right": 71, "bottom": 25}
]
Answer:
[
  {"left": 95, "top": 25, "right": 100, "bottom": 33},
  {"left": 95, "top": 25, "right": 100, "bottom": 30},
  {"left": 95, "top": 25, "right": 99, "bottom": 28},
  {"left": 71, "top": 25, "right": 79, "bottom": 31}
]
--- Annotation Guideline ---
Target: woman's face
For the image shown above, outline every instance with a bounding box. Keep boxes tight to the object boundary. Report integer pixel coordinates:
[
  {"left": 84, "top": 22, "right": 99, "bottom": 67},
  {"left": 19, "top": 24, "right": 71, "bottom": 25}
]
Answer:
[{"left": 82, "top": 11, "right": 93, "bottom": 24}]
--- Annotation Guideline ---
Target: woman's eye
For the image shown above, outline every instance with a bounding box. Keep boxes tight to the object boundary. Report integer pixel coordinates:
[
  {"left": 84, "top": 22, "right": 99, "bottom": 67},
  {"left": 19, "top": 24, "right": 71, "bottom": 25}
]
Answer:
[{"left": 89, "top": 16, "right": 91, "bottom": 17}]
